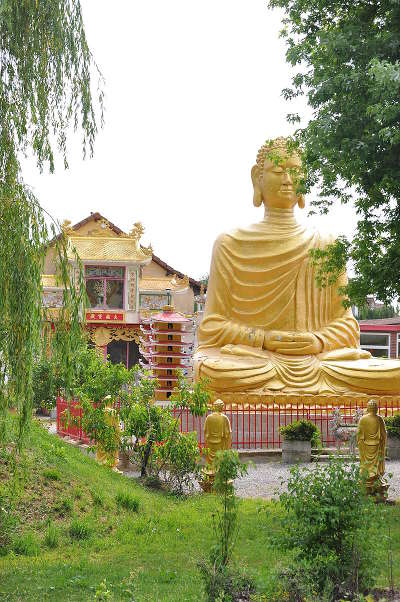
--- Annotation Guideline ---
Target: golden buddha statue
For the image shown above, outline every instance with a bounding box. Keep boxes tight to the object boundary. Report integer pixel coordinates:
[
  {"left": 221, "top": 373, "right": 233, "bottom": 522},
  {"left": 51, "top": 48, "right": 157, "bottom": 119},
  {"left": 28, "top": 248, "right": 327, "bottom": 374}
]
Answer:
[
  {"left": 356, "top": 400, "right": 387, "bottom": 495},
  {"left": 204, "top": 399, "right": 232, "bottom": 469},
  {"left": 194, "top": 137, "right": 400, "bottom": 397}
]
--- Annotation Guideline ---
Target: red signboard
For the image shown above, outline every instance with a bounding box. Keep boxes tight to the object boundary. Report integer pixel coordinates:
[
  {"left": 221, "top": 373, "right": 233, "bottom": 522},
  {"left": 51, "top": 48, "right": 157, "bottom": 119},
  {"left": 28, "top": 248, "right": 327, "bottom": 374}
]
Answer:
[{"left": 86, "top": 311, "right": 124, "bottom": 323}]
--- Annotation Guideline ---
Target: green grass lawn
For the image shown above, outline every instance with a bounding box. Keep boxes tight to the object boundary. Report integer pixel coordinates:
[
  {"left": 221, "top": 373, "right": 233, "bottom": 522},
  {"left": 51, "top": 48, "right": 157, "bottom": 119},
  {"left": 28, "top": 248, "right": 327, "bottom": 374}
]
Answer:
[{"left": 0, "top": 418, "right": 399, "bottom": 601}]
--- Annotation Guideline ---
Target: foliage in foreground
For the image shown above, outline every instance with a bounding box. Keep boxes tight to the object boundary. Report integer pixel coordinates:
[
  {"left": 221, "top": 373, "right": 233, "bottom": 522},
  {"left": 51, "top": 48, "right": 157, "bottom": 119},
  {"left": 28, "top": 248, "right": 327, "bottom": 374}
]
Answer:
[
  {"left": 0, "top": 418, "right": 399, "bottom": 601},
  {"left": 0, "top": 0, "right": 103, "bottom": 447},
  {"left": 268, "top": 0, "right": 400, "bottom": 307},
  {"left": 199, "top": 450, "right": 253, "bottom": 602},
  {"left": 385, "top": 414, "right": 400, "bottom": 440},
  {"left": 277, "top": 459, "right": 383, "bottom": 601},
  {"left": 120, "top": 370, "right": 210, "bottom": 493}
]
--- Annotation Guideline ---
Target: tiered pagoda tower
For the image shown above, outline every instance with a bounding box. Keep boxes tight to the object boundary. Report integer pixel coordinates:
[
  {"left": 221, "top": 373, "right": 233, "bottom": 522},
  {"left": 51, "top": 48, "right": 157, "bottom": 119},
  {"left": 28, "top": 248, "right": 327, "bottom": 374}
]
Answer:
[{"left": 140, "top": 305, "right": 195, "bottom": 401}]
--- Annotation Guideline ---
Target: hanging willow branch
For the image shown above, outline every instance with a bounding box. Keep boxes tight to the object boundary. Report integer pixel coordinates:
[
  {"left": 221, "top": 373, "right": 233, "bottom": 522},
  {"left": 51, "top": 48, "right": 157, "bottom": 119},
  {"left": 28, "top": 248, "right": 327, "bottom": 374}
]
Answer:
[{"left": 0, "top": 0, "right": 103, "bottom": 449}]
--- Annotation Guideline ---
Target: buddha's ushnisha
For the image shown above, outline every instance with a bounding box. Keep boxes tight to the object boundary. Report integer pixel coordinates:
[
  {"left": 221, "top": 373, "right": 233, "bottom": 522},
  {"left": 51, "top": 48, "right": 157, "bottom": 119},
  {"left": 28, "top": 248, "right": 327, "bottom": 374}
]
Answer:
[{"left": 194, "top": 137, "right": 400, "bottom": 395}]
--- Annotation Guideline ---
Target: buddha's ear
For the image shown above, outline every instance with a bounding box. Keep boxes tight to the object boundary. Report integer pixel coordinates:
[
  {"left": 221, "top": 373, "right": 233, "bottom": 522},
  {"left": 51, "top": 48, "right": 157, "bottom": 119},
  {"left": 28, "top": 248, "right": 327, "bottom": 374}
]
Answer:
[
  {"left": 297, "top": 194, "right": 305, "bottom": 209},
  {"left": 251, "top": 165, "right": 263, "bottom": 207}
]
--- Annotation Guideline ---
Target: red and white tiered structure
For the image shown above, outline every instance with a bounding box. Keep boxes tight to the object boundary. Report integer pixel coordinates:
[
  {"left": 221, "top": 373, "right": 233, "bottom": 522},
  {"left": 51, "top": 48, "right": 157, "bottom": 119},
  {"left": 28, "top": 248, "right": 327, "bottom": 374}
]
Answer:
[{"left": 140, "top": 305, "right": 195, "bottom": 401}]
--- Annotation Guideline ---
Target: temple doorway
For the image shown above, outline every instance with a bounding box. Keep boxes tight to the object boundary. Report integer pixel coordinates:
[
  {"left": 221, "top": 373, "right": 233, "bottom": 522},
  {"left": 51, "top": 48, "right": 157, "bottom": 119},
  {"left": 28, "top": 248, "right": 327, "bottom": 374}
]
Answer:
[{"left": 106, "top": 340, "right": 139, "bottom": 370}]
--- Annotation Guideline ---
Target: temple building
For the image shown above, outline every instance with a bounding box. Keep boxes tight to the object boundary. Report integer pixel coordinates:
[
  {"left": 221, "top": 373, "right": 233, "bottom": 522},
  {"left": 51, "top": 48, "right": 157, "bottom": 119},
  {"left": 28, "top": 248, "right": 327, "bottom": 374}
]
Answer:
[{"left": 42, "top": 212, "right": 201, "bottom": 369}]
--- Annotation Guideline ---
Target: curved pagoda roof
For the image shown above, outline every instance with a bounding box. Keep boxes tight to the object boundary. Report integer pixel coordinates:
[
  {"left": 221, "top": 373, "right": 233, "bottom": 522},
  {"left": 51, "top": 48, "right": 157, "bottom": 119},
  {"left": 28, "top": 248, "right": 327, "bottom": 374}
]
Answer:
[{"left": 151, "top": 306, "right": 192, "bottom": 323}]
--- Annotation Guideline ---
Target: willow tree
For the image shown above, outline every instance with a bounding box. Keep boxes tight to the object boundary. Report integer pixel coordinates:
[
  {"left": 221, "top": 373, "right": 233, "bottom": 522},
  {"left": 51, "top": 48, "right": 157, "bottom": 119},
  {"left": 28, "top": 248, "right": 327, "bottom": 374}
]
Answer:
[{"left": 0, "top": 1, "right": 103, "bottom": 447}]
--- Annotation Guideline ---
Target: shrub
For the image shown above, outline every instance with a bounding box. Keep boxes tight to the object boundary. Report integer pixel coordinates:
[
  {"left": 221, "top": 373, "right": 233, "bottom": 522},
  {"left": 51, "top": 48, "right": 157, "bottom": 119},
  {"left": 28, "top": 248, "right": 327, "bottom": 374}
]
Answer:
[
  {"left": 384, "top": 414, "right": 400, "bottom": 439},
  {"left": 69, "top": 518, "right": 91, "bottom": 540},
  {"left": 13, "top": 532, "right": 40, "bottom": 556},
  {"left": 44, "top": 522, "right": 59, "bottom": 549},
  {"left": 280, "top": 419, "right": 320, "bottom": 446},
  {"left": 115, "top": 491, "right": 139, "bottom": 512},
  {"left": 120, "top": 369, "right": 210, "bottom": 480},
  {"left": 155, "top": 431, "right": 202, "bottom": 495},
  {"left": 277, "top": 458, "right": 382, "bottom": 601},
  {"left": 200, "top": 450, "right": 252, "bottom": 602},
  {"left": 32, "top": 354, "right": 60, "bottom": 411},
  {"left": 94, "top": 578, "right": 112, "bottom": 600},
  {"left": 43, "top": 468, "right": 61, "bottom": 481}
]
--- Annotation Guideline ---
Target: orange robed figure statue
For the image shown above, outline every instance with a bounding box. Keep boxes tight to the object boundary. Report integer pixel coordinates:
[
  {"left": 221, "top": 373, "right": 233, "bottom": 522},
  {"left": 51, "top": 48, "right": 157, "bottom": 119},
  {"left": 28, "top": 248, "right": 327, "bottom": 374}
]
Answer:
[
  {"left": 357, "top": 400, "right": 388, "bottom": 497},
  {"left": 203, "top": 399, "right": 232, "bottom": 485}
]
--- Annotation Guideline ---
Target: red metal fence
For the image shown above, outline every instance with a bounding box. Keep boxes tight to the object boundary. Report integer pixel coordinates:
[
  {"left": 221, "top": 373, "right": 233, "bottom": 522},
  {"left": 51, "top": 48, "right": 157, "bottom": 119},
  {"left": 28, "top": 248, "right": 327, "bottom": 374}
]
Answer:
[
  {"left": 56, "top": 397, "right": 91, "bottom": 444},
  {"left": 57, "top": 397, "right": 400, "bottom": 450},
  {"left": 172, "top": 401, "right": 400, "bottom": 449}
]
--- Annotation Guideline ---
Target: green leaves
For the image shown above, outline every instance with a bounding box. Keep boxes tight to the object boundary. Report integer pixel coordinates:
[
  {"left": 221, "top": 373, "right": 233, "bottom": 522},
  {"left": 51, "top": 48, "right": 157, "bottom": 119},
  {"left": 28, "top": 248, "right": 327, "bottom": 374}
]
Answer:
[
  {"left": 279, "top": 419, "right": 320, "bottom": 443},
  {"left": 0, "top": 1, "right": 102, "bottom": 448},
  {"left": 269, "top": 0, "right": 400, "bottom": 304},
  {"left": 278, "top": 458, "right": 381, "bottom": 598}
]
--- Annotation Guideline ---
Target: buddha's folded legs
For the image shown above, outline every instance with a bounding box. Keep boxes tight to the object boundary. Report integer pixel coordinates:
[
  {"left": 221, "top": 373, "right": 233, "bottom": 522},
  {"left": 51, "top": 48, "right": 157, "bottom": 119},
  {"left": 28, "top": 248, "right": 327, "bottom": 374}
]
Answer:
[
  {"left": 320, "top": 358, "right": 400, "bottom": 394},
  {"left": 194, "top": 345, "right": 400, "bottom": 395}
]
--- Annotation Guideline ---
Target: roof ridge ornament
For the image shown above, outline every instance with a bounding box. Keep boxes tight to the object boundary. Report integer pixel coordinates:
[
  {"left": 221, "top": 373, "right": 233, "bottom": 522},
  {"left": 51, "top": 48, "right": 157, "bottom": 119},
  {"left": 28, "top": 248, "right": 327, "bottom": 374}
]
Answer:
[
  {"left": 61, "top": 219, "right": 74, "bottom": 237},
  {"left": 129, "top": 222, "right": 152, "bottom": 258}
]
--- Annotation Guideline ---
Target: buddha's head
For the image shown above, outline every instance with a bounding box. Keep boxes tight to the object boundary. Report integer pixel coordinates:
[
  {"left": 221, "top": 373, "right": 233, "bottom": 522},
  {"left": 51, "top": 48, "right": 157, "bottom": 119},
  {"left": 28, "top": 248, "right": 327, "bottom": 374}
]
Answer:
[
  {"left": 251, "top": 137, "right": 305, "bottom": 210},
  {"left": 367, "top": 400, "right": 378, "bottom": 415}
]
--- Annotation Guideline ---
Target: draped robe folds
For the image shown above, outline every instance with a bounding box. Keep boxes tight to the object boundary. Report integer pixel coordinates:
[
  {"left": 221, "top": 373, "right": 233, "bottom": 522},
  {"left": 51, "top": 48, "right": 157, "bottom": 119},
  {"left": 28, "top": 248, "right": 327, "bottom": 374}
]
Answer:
[
  {"left": 194, "top": 210, "right": 400, "bottom": 395},
  {"left": 357, "top": 414, "right": 387, "bottom": 482}
]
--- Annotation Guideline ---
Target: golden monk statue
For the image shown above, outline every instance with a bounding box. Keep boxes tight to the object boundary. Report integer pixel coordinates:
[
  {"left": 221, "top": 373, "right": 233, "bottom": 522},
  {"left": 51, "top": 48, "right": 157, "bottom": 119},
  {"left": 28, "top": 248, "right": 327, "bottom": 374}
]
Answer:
[
  {"left": 204, "top": 399, "right": 232, "bottom": 470},
  {"left": 201, "top": 400, "right": 232, "bottom": 492},
  {"left": 357, "top": 400, "right": 387, "bottom": 496},
  {"left": 95, "top": 396, "right": 121, "bottom": 471},
  {"left": 194, "top": 137, "right": 400, "bottom": 396}
]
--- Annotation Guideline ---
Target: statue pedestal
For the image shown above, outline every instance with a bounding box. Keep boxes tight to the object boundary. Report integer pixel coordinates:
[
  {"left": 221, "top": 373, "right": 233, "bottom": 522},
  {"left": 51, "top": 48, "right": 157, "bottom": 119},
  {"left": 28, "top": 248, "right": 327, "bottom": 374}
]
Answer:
[
  {"left": 208, "top": 392, "right": 400, "bottom": 408},
  {"left": 200, "top": 470, "right": 215, "bottom": 493}
]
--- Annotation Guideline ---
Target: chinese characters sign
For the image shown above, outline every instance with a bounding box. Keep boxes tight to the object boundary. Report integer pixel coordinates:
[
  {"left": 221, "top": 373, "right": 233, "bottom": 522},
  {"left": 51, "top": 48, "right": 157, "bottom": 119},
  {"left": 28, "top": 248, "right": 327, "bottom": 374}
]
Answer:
[{"left": 86, "top": 311, "right": 125, "bottom": 323}]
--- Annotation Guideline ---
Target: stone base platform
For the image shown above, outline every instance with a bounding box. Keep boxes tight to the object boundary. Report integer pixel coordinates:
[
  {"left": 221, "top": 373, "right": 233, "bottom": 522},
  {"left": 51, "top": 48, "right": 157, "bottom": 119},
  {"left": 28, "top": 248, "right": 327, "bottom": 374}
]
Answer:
[{"left": 208, "top": 392, "right": 400, "bottom": 408}]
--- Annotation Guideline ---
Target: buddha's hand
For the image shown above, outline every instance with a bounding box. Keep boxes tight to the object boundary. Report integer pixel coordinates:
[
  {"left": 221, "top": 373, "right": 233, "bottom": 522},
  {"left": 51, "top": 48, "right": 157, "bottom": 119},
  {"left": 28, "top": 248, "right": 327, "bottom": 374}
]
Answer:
[{"left": 264, "top": 331, "right": 323, "bottom": 355}]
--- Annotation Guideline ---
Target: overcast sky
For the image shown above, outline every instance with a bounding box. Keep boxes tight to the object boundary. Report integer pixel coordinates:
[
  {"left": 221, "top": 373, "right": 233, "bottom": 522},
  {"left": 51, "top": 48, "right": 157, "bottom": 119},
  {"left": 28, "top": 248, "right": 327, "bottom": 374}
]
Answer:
[{"left": 23, "top": 0, "right": 357, "bottom": 280}]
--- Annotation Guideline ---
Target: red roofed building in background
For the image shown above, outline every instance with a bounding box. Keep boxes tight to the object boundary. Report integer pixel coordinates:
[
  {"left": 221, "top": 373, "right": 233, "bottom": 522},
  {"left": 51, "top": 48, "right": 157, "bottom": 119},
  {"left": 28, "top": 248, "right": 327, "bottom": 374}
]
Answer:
[{"left": 359, "top": 317, "right": 400, "bottom": 359}]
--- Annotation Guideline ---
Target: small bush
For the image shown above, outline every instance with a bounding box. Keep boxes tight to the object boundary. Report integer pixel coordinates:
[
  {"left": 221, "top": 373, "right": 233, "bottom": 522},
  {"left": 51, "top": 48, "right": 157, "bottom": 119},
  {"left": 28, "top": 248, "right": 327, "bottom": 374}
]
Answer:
[
  {"left": 276, "top": 458, "right": 382, "bottom": 600},
  {"left": 115, "top": 491, "right": 139, "bottom": 512},
  {"left": 13, "top": 532, "right": 40, "bottom": 557},
  {"left": 280, "top": 419, "right": 320, "bottom": 445},
  {"left": 43, "top": 468, "right": 61, "bottom": 481},
  {"left": 156, "top": 431, "right": 202, "bottom": 495},
  {"left": 200, "top": 450, "right": 250, "bottom": 602},
  {"left": 385, "top": 413, "right": 400, "bottom": 439},
  {"left": 69, "top": 518, "right": 92, "bottom": 540},
  {"left": 44, "top": 522, "right": 59, "bottom": 549},
  {"left": 94, "top": 578, "right": 112, "bottom": 600}
]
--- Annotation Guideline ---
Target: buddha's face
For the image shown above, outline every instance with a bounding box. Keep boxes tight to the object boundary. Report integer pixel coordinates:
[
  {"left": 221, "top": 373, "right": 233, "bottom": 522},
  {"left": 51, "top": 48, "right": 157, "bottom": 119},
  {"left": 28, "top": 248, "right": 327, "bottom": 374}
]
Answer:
[{"left": 252, "top": 152, "right": 303, "bottom": 209}]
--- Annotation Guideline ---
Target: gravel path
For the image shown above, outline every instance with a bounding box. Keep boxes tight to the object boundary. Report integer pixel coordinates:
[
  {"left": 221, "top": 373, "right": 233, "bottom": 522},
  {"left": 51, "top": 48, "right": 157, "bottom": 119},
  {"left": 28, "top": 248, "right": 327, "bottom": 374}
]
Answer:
[{"left": 234, "top": 459, "right": 400, "bottom": 501}]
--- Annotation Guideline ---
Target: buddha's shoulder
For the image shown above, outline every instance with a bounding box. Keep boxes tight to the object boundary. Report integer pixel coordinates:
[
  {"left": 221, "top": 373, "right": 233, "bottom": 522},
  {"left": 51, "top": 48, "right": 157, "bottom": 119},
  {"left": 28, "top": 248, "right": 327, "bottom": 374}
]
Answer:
[{"left": 214, "top": 223, "right": 267, "bottom": 244}]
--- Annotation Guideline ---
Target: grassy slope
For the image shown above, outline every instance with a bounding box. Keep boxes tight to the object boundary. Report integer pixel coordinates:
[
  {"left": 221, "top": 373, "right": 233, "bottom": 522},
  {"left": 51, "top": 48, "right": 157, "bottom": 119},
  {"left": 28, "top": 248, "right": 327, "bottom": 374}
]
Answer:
[{"left": 0, "top": 419, "right": 399, "bottom": 602}]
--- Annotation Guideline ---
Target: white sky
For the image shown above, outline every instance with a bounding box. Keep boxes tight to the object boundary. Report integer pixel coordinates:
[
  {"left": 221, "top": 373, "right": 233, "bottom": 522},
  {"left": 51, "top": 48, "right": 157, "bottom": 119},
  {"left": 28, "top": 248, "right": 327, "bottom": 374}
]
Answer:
[{"left": 23, "top": 0, "right": 357, "bottom": 280}]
